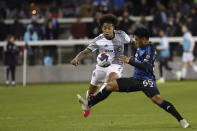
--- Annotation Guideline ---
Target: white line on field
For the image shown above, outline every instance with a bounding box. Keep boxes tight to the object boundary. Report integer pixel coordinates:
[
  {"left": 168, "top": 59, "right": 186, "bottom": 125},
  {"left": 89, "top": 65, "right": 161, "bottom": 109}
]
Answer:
[{"left": 0, "top": 114, "right": 162, "bottom": 120}]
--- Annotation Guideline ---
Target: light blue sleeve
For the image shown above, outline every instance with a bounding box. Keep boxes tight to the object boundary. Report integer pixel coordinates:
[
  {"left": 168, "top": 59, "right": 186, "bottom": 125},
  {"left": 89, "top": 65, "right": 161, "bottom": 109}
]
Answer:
[{"left": 24, "top": 32, "right": 29, "bottom": 41}]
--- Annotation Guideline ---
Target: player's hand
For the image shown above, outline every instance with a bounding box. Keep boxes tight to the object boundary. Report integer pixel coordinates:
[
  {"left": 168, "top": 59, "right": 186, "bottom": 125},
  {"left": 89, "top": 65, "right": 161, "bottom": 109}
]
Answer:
[
  {"left": 71, "top": 58, "right": 79, "bottom": 66},
  {"left": 120, "top": 55, "right": 130, "bottom": 63},
  {"left": 129, "top": 56, "right": 135, "bottom": 61}
]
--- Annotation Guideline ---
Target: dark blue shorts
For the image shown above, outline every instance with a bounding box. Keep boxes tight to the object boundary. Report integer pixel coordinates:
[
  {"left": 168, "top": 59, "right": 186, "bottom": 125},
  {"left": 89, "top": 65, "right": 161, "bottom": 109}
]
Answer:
[{"left": 117, "top": 77, "right": 160, "bottom": 98}]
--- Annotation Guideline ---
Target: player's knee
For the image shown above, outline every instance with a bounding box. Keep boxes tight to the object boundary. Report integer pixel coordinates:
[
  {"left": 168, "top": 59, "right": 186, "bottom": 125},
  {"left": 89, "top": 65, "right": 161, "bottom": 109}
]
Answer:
[
  {"left": 151, "top": 95, "right": 163, "bottom": 104},
  {"left": 188, "top": 62, "right": 194, "bottom": 67},
  {"left": 106, "top": 80, "right": 119, "bottom": 91},
  {"left": 182, "top": 62, "right": 187, "bottom": 67},
  {"left": 106, "top": 72, "right": 119, "bottom": 83}
]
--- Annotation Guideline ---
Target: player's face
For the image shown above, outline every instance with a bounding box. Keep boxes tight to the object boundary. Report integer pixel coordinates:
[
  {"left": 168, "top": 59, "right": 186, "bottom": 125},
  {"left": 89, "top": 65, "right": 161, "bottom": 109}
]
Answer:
[
  {"left": 181, "top": 26, "right": 187, "bottom": 33},
  {"left": 102, "top": 23, "right": 114, "bottom": 39},
  {"left": 134, "top": 35, "right": 148, "bottom": 48},
  {"left": 159, "top": 30, "right": 164, "bottom": 36}
]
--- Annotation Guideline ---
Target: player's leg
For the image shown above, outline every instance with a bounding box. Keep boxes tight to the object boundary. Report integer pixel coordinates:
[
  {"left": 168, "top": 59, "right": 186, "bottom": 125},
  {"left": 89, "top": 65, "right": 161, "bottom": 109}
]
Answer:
[
  {"left": 86, "top": 85, "right": 98, "bottom": 99},
  {"left": 88, "top": 77, "right": 140, "bottom": 108},
  {"left": 151, "top": 94, "right": 189, "bottom": 128},
  {"left": 86, "top": 71, "right": 118, "bottom": 100},
  {"left": 77, "top": 77, "right": 139, "bottom": 117},
  {"left": 77, "top": 78, "right": 118, "bottom": 117},
  {"left": 141, "top": 79, "right": 189, "bottom": 128},
  {"left": 87, "top": 67, "right": 107, "bottom": 99},
  {"left": 181, "top": 62, "right": 188, "bottom": 79},
  {"left": 10, "top": 65, "right": 16, "bottom": 86},
  {"left": 158, "top": 58, "right": 165, "bottom": 82},
  {"left": 5, "top": 65, "right": 10, "bottom": 86},
  {"left": 188, "top": 61, "right": 197, "bottom": 72},
  {"left": 95, "top": 64, "right": 122, "bottom": 101},
  {"left": 151, "top": 94, "right": 183, "bottom": 121},
  {"left": 99, "top": 71, "right": 120, "bottom": 91},
  {"left": 80, "top": 68, "right": 106, "bottom": 117},
  {"left": 99, "top": 64, "right": 123, "bottom": 91},
  {"left": 88, "top": 78, "right": 119, "bottom": 108},
  {"left": 181, "top": 52, "right": 189, "bottom": 80}
]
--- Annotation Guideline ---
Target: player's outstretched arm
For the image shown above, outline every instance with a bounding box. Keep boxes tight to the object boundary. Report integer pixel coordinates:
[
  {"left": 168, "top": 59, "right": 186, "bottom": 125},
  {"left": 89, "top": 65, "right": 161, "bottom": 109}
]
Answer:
[
  {"left": 120, "top": 55, "right": 149, "bottom": 70},
  {"left": 71, "top": 48, "right": 91, "bottom": 66}
]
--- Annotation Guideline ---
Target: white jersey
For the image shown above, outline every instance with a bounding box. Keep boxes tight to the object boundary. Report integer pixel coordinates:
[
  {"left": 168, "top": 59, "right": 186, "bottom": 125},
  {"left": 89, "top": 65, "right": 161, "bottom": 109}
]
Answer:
[{"left": 87, "top": 30, "right": 131, "bottom": 66}]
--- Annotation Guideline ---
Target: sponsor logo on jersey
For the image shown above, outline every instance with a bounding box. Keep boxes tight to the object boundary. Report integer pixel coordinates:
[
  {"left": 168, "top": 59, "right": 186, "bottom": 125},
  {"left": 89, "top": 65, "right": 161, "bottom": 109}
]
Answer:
[
  {"left": 140, "top": 50, "right": 145, "bottom": 56},
  {"left": 105, "top": 49, "right": 114, "bottom": 52}
]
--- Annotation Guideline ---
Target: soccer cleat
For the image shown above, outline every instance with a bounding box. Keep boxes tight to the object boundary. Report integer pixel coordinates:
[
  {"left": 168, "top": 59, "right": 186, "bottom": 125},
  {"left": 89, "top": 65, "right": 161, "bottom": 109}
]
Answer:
[
  {"left": 156, "top": 78, "right": 165, "bottom": 84},
  {"left": 77, "top": 94, "right": 91, "bottom": 118},
  {"left": 83, "top": 109, "right": 90, "bottom": 117},
  {"left": 179, "top": 119, "right": 189, "bottom": 128},
  {"left": 176, "top": 71, "right": 182, "bottom": 81},
  {"left": 5, "top": 80, "right": 9, "bottom": 86}
]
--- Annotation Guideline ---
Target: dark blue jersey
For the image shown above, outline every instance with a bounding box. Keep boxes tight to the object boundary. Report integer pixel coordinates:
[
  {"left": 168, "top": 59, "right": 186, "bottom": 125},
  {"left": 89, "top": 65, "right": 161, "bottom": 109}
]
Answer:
[{"left": 133, "top": 43, "right": 156, "bottom": 80}]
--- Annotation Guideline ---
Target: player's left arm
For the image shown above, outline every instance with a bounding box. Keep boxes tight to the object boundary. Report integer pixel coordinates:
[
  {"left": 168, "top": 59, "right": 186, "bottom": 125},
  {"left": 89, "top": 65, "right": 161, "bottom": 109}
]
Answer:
[
  {"left": 120, "top": 55, "right": 149, "bottom": 70},
  {"left": 120, "top": 45, "right": 155, "bottom": 70}
]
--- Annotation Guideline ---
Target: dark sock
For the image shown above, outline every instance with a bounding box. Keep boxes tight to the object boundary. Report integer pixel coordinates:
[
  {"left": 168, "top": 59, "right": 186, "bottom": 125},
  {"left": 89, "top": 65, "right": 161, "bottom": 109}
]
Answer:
[
  {"left": 159, "top": 100, "right": 183, "bottom": 121},
  {"left": 88, "top": 87, "right": 111, "bottom": 108}
]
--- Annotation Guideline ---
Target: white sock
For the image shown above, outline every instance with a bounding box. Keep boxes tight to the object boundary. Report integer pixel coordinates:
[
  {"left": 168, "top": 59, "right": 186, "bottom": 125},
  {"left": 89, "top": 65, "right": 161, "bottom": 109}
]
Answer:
[
  {"left": 12, "top": 81, "right": 16, "bottom": 85},
  {"left": 86, "top": 90, "right": 89, "bottom": 100},
  {"left": 182, "top": 67, "right": 187, "bottom": 78},
  {"left": 99, "top": 83, "right": 107, "bottom": 92},
  {"left": 193, "top": 65, "right": 197, "bottom": 72}
]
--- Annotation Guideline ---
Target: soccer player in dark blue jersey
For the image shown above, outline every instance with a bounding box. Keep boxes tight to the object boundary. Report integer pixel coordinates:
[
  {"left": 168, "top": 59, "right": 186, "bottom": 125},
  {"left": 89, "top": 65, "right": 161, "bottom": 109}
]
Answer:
[{"left": 77, "top": 27, "right": 189, "bottom": 128}]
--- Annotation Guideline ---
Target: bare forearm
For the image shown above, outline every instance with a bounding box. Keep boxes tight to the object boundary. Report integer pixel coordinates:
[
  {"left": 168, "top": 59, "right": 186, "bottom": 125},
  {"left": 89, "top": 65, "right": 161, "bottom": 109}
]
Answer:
[{"left": 75, "top": 50, "right": 89, "bottom": 61}]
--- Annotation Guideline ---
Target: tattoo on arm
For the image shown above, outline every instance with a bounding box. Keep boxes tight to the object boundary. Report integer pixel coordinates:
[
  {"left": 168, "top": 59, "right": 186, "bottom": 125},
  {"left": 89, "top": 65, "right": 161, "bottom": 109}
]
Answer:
[{"left": 75, "top": 48, "right": 91, "bottom": 61}]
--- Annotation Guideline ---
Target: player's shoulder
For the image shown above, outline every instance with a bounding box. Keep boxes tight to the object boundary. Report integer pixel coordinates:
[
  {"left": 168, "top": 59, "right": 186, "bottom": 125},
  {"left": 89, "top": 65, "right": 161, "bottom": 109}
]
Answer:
[
  {"left": 146, "top": 43, "right": 156, "bottom": 53},
  {"left": 184, "top": 32, "right": 192, "bottom": 38},
  {"left": 114, "top": 30, "right": 127, "bottom": 35},
  {"left": 92, "top": 34, "right": 105, "bottom": 43}
]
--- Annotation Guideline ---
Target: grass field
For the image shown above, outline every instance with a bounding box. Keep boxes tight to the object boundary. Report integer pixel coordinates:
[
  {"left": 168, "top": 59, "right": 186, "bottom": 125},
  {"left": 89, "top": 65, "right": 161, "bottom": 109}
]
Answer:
[{"left": 0, "top": 81, "right": 197, "bottom": 131}]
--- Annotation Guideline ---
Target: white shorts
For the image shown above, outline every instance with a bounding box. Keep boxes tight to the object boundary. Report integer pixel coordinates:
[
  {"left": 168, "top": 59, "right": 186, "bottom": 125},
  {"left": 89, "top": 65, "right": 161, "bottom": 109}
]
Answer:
[
  {"left": 182, "top": 52, "right": 194, "bottom": 62},
  {"left": 90, "top": 64, "right": 123, "bottom": 86}
]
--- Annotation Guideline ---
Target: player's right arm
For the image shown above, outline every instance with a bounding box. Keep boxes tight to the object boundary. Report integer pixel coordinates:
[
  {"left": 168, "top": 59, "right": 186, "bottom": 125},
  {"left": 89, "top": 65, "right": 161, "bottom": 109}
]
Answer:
[
  {"left": 71, "top": 36, "right": 99, "bottom": 66},
  {"left": 71, "top": 48, "right": 91, "bottom": 66}
]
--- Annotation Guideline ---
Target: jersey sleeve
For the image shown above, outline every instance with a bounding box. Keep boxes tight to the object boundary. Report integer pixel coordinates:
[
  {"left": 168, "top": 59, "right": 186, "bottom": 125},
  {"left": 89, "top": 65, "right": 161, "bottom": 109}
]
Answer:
[
  {"left": 144, "top": 45, "right": 156, "bottom": 64},
  {"left": 120, "top": 30, "right": 131, "bottom": 44},
  {"left": 86, "top": 40, "right": 98, "bottom": 52}
]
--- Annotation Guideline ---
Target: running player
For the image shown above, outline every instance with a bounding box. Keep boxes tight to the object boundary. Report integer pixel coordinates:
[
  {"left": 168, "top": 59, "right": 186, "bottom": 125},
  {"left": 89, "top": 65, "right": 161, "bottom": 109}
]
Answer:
[
  {"left": 71, "top": 14, "right": 134, "bottom": 117},
  {"left": 156, "top": 28, "right": 177, "bottom": 83},
  {"left": 77, "top": 27, "right": 189, "bottom": 128},
  {"left": 180, "top": 24, "right": 197, "bottom": 80}
]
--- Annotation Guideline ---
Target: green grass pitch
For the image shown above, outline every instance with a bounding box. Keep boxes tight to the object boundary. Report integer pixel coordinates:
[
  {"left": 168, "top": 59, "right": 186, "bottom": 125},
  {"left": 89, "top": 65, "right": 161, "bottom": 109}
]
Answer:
[{"left": 0, "top": 81, "right": 197, "bottom": 131}]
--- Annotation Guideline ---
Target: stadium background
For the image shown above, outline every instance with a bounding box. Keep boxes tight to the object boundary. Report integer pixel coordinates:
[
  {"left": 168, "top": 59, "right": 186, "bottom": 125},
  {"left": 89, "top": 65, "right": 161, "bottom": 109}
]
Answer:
[
  {"left": 0, "top": 0, "right": 197, "bottom": 83},
  {"left": 0, "top": 0, "right": 197, "bottom": 131}
]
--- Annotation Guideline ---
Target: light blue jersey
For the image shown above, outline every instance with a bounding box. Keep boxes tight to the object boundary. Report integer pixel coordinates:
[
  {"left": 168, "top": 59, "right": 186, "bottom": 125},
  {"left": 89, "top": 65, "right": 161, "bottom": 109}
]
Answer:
[
  {"left": 157, "top": 36, "right": 170, "bottom": 57},
  {"left": 182, "top": 32, "right": 194, "bottom": 52}
]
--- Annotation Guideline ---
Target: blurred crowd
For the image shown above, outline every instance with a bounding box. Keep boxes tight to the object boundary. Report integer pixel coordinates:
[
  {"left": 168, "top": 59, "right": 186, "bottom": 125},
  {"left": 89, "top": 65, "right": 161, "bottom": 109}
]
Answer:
[
  {"left": 0, "top": 0, "right": 197, "bottom": 65},
  {"left": 0, "top": 0, "right": 196, "bottom": 40}
]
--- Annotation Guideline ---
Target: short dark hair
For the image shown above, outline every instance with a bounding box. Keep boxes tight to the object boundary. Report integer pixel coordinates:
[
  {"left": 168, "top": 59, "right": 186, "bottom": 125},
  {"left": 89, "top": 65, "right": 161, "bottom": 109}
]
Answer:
[
  {"left": 99, "top": 14, "right": 119, "bottom": 27},
  {"left": 134, "top": 27, "right": 150, "bottom": 40}
]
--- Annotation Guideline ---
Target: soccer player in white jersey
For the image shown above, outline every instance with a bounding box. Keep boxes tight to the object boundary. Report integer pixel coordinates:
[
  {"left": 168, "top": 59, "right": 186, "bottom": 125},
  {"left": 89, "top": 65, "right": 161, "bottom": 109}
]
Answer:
[
  {"left": 180, "top": 24, "right": 197, "bottom": 80},
  {"left": 71, "top": 14, "right": 133, "bottom": 117}
]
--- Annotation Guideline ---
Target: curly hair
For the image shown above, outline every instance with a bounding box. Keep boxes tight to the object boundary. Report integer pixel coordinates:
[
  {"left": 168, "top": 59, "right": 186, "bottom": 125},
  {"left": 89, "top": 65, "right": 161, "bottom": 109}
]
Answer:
[{"left": 99, "top": 14, "right": 119, "bottom": 27}]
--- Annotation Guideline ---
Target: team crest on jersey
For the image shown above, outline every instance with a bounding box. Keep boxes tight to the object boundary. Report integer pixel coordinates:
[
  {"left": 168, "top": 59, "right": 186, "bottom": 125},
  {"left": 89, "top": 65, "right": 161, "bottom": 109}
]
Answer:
[
  {"left": 104, "top": 44, "right": 108, "bottom": 47},
  {"left": 139, "top": 50, "right": 145, "bottom": 56}
]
